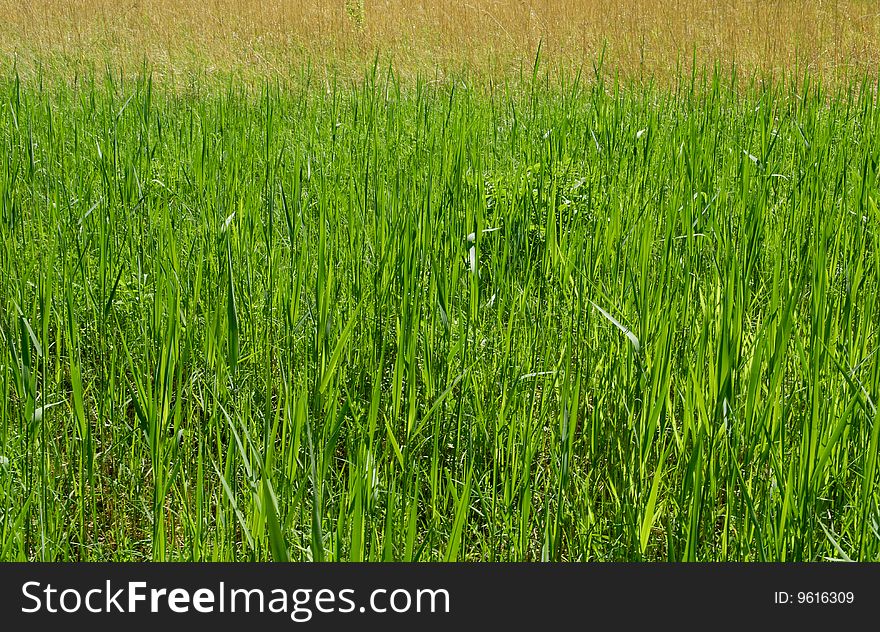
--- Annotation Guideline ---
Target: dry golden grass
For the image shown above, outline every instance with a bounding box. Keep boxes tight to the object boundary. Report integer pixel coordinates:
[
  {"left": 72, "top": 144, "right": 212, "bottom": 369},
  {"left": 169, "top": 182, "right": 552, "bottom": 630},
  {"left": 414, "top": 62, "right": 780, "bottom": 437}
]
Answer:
[{"left": 1, "top": 1, "right": 879, "bottom": 83}]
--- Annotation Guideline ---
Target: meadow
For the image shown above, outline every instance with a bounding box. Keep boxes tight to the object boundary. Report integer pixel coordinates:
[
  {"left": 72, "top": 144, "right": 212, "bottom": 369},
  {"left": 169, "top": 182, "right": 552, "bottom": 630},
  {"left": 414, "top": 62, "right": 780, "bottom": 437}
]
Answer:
[
  {"left": 2, "top": 1, "right": 880, "bottom": 82},
  {"left": 1, "top": 2, "right": 879, "bottom": 562}
]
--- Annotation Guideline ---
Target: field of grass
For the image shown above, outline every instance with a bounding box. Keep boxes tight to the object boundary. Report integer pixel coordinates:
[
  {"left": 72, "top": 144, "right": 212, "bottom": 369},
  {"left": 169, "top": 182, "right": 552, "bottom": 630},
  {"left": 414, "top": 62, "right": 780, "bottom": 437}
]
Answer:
[
  {"left": 1, "top": 1, "right": 880, "bottom": 562},
  {"left": 2, "top": 1, "right": 880, "bottom": 82},
  {"left": 1, "top": 62, "right": 878, "bottom": 561}
]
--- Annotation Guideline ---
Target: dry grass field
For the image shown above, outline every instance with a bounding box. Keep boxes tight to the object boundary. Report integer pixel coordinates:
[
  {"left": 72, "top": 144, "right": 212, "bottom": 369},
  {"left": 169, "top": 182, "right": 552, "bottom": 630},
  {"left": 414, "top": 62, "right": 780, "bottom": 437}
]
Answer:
[{"left": 1, "top": 1, "right": 879, "bottom": 81}]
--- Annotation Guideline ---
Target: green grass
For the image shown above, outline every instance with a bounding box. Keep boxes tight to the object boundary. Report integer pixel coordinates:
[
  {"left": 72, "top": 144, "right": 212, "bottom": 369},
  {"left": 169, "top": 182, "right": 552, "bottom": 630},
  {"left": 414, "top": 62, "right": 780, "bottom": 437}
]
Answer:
[{"left": 1, "top": 64, "right": 879, "bottom": 561}]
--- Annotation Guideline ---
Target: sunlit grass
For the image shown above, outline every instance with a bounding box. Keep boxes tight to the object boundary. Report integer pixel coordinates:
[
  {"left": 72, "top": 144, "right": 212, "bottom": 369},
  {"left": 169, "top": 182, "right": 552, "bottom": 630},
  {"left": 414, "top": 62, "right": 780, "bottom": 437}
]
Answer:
[
  {"left": 1, "top": 65, "right": 879, "bottom": 561},
  {"left": 2, "top": 0, "right": 879, "bottom": 83}
]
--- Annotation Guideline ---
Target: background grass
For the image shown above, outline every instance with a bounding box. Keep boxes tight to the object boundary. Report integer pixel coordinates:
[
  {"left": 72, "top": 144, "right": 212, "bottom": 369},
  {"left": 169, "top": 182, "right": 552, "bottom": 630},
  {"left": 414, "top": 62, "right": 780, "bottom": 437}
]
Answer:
[
  {"left": 1, "top": 62, "right": 878, "bottom": 561},
  {"left": 2, "top": 1, "right": 879, "bottom": 83}
]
